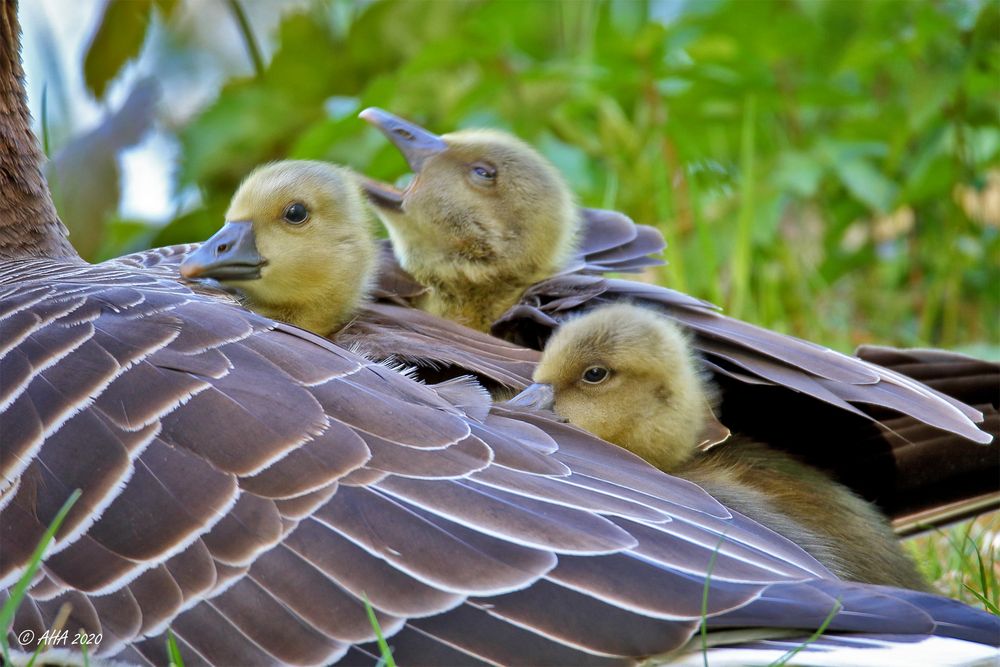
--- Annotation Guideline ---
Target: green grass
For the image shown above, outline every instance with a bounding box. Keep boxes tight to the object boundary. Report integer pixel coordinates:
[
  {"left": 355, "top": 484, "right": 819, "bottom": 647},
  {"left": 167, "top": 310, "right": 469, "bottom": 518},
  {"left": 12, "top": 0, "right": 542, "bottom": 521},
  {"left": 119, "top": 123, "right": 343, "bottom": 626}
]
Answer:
[
  {"left": 693, "top": 534, "right": 842, "bottom": 666},
  {"left": 363, "top": 594, "right": 396, "bottom": 667},
  {"left": 166, "top": 628, "right": 184, "bottom": 667},
  {"left": 0, "top": 489, "right": 81, "bottom": 666},
  {"left": 78, "top": 634, "right": 91, "bottom": 667},
  {"left": 907, "top": 512, "right": 1000, "bottom": 614},
  {"left": 730, "top": 94, "right": 757, "bottom": 322},
  {"left": 699, "top": 535, "right": 726, "bottom": 666},
  {"left": 768, "top": 598, "right": 842, "bottom": 667}
]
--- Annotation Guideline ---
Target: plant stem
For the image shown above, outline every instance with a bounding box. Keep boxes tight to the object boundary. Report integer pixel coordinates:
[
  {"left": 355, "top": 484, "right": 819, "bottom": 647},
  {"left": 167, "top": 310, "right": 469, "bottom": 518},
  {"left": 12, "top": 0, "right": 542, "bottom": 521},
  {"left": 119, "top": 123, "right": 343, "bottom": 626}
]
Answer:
[{"left": 227, "top": 0, "right": 265, "bottom": 79}]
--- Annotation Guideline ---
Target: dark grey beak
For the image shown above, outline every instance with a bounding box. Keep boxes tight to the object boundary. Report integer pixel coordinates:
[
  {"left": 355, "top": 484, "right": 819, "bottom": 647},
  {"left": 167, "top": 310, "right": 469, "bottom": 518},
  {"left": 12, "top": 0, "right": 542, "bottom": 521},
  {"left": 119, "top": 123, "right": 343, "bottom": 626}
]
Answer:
[
  {"left": 180, "top": 221, "right": 266, "bottom": 281},
  {"left": 359, "top": 107, "right": 448, "bottom": 173},
  {"left": 505, "top": 383, "right": 556, "bottom": 412},
  {"left": 357, "top": 175, "right": 405, "bottom": 213}
]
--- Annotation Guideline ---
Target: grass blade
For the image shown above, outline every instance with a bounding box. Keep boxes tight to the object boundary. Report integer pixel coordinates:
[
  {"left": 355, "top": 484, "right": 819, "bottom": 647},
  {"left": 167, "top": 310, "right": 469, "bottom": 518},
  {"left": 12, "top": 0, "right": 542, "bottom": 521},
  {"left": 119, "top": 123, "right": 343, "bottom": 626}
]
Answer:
[
  {"left": 0, "top": 489, "right": 81, "bottom": 665},
  {"left": 962, "top": 584, "right": 1000, "bottom": 615},
  {"left": 363, "top": 594, "right": 395, "bottom": 667},
  {"left": 768, "top": 597, "right": 842, "bottom": 666},
  {"left": 699, "top": 534, "right": 726, "bottom": 666},
  {"left": 80, "top": 632, "right": 90, "bottom": 667},
  {"left": 731, "top": 94, "right": 757, "bottom": 319},
  {"left": 166, "top": 628, "right": 184, "bottom": 666},
  {"left": 23, "top": 646, "right": 44, "bottom": 667},
  {"left": 226, "top": 0, "right": 265, "bottom": 78}
]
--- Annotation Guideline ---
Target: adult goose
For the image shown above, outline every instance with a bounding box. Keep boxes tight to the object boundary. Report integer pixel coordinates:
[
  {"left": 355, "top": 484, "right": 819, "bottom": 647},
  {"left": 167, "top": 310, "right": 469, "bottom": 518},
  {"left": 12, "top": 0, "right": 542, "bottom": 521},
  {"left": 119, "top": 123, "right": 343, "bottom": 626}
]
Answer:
[
  {"left": 509, "top": 303, "right": 929, "bottom": 591},
  {"left": 1, "top": 4, "right": 998, "bottom": 665},
  {"left": 359, "top": 108, "right": 998, "bottom": 528}
]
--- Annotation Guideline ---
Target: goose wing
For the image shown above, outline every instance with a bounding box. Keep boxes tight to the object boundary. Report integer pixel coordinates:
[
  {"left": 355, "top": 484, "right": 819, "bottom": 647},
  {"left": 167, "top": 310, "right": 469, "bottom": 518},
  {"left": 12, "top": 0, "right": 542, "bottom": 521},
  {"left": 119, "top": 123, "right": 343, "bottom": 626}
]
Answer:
[
  {"left": 3, "top": 258, "right": 997, "bottom": 665},
  {"left": 494, "top": 208, "right": 988, "bottom": 445},
  {"left": 852, "top": 346, "right": 999, "bottom": 533},
  {"left": 562, "top": 207, "right": 668, "bottom": 275},
  {"left": 117, "top": 242, "right": 539, "bottom": 390},
  {"left": 338, "top": 302, "right": 539, "bottom": 390},
  {"left": 487, "top": 209, "right": 996, "bottom": 522}
]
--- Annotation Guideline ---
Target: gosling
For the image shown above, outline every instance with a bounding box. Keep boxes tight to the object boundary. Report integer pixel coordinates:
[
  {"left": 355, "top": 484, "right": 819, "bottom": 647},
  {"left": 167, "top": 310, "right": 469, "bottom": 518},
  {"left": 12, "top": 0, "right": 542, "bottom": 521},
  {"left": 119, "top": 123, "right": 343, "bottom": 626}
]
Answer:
[
  {"left": 360, "top": 108, "right": 579, "bottom": 331},
  {"left": 177, "top": 160, "right": 537, "bottom": 398},
  {"left": 512, "top": 303, "right": 930, "bottom": 592},
  {"left": 180, "top": 161, "right": 376, "bottom": 336}
]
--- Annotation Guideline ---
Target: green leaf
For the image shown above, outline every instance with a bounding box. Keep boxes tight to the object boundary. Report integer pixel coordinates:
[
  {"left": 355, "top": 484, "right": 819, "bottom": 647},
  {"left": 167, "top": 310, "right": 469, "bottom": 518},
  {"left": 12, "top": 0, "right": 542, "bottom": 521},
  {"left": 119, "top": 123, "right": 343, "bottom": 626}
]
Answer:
[
  {"left": 94, "top": 219, "right": 159, "bottom": 262},
  {"left": 968, "top": 127, "right": 1000, "bottom": 165},
  {"left": 83, "top": 0, "right": 155, "bottom": 100},
  {"left": 773, "top": 151, "right": 825, "bottom": 198},
  {"left": 150, "top": 200, "right": 228, "bottom": 249},
  {"left": 539, "top": 134, "right": 594, "bottom": 192},
  {"left": 178, "top": 83, "right": 312, "bottom": 189},
  {"left": 154, "top": 0, "right": 179, "bottom": 15},
  {"left": 833, "top": 159, "right": 898, "bottom": 213},
  {"left": 177, "top": 11, "right": 344, "bottom": 190}
]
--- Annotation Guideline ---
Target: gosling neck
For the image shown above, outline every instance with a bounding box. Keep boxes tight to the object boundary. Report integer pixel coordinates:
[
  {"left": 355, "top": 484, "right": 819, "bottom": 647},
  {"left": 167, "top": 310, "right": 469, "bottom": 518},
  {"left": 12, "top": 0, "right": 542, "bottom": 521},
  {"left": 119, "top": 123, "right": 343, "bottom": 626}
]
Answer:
[
  {"left": 241, "top": 233, "right": 377, "bottom": 337},
  {"left": 421, "top": 276, "right": 528, "bottom": 332},
  {"left": 618, "top": 417, "right": 700, "bottom": 472},
  {"left": 250, "top": 291, "right": 363, "bottom": 338},
  {"left": 0, "top": 1, "right": 76, "bottom": 261}
]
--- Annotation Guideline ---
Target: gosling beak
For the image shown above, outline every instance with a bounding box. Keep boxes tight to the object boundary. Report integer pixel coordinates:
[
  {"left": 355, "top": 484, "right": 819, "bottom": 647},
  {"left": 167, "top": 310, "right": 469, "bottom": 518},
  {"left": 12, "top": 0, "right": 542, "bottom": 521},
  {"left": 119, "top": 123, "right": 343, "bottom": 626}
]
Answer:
[
  {"left": 505, "top": 383, "right": 556, "bottom": 412},
  {"left": 359, "top": 107, "right": 448, "bottom": 212},
  {"left": 357, "top": 175, "right": 405, "bottom": 213},
  {"left": 179, "top": 221, "right": 266, "bottom": 282},
  {"left": 360, "top": 107, "right": 448, "bottom": 172}
]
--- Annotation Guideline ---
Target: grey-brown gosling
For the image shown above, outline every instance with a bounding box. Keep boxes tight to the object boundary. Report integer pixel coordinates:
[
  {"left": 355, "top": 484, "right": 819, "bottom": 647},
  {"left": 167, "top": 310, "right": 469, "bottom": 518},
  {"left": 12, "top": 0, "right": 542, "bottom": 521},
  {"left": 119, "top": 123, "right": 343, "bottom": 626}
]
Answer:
[
  {"left": 512, "top": 303, "right": 931, "bottom": 592},
  {"left": 360, "top": 108, "right": 579, "bottom": 331},
  {"left": 180, "top": 161, "right": 376, "bottom": 336}
]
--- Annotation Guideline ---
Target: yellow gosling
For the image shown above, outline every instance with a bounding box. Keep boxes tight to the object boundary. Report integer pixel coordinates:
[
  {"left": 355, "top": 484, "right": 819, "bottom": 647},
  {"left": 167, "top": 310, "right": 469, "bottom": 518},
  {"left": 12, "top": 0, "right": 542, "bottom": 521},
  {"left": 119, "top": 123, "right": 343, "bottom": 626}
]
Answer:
[
  {"left": 181, "top": 161, "right": 376, "bottom": 336},
  {"left": 516, "top": 303, "right": 931, "bottom": 591},
  {"left": 361, "top": 110, "right": 579, "bottom": 331}
]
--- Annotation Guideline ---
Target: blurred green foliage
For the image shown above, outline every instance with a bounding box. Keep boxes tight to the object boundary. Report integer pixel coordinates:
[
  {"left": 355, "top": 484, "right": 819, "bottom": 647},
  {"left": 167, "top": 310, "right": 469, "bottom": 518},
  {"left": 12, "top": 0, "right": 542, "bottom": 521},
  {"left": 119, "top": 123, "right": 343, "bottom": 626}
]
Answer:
[{"left": 66, "top": 0, "right": 1000, "bottom": 351}]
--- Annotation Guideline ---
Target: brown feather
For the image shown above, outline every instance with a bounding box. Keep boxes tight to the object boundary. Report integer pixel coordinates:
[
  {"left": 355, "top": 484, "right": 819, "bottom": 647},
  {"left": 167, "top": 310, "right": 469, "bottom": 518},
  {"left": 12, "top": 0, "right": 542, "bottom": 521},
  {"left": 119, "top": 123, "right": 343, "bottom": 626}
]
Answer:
[
  {"left": 412, "top": 602, "right": 631, "bottom": 666},
  {"left": 128, "top": 566, "right": 185, "bottom": 636},
  {"left": 282, "top": 518, "right": 464, "bottom": 617}
]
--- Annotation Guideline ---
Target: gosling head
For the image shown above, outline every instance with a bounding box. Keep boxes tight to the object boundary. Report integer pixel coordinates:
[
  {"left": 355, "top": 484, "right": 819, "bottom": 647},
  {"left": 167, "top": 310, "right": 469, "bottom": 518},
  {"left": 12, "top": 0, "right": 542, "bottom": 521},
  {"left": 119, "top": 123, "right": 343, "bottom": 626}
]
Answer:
[
  {"left": 180, "top": 161, "right": 376, "bottom": 335},
  {"left": 509, "top": 304, "right": 714, "bottom": 471},
  {"left": 359, "top": 108, "right": 579, "bottom": 330}
]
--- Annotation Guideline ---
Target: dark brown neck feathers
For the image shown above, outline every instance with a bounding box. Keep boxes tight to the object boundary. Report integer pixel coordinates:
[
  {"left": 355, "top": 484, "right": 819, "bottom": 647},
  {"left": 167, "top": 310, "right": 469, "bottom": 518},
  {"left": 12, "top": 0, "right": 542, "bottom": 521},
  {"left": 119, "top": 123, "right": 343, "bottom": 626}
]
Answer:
[{"left": 0, "top": 0, "right": 77, "bottom": 260}]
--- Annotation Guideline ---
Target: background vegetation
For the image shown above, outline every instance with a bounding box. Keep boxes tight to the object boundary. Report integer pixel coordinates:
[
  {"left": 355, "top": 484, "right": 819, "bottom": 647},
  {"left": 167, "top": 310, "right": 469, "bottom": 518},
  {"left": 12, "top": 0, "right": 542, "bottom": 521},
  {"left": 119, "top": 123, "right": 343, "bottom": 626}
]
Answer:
[
  {"left": 31, "top": 0, "right": 998, "bottom": 608},
  {"left": 45, "top": 0, "right": 1000, "bottom": 353}
]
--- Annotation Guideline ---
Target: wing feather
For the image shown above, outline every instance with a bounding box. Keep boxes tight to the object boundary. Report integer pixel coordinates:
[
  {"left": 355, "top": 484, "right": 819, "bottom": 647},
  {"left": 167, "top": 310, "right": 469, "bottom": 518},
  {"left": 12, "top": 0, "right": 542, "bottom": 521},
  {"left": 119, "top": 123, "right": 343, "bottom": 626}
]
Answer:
[{"left": 3, "top": 257, "right": 997, "bottom": 666}]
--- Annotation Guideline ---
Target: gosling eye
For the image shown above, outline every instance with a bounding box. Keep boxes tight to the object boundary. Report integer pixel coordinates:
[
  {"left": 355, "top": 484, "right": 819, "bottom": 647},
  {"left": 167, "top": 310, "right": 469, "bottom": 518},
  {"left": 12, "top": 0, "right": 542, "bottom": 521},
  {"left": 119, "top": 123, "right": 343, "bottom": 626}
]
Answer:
[
  {"left": 582, "top": 366, "right": 610, "bottom": 384},
  {"left": 470, "top": 162, "right": 497, "bottom": 185},
  {"left": 283, "top": 202, "right": 309, "bottom": 224}
]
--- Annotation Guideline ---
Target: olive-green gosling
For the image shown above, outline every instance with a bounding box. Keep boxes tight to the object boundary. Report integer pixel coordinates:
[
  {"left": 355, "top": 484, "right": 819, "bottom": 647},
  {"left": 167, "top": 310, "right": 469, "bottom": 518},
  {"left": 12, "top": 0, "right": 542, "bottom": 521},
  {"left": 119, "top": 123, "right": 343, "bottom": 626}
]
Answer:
[
  {"left": 360, "top": 109, "right": 579, "bottom": 332},
  {"left": 180, "top": 161, "right": 376, "bottom": 336},
  {"left": 513, "top": 303, "right": 931, "bottom": 592}
]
